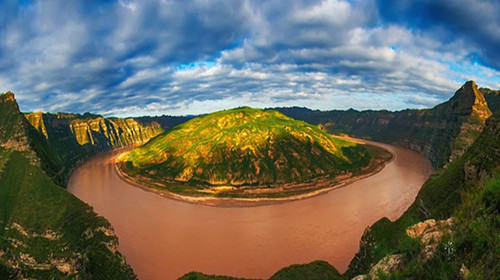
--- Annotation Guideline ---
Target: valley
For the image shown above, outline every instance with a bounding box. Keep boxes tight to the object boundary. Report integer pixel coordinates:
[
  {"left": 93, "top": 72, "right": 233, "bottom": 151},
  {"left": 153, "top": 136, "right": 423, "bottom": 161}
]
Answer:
[
  {"left": 0, "top": 80, "right": 498, "bottom": 279},
  {"left": 68, "top": 140, "right": 431, "bottom": 279}
]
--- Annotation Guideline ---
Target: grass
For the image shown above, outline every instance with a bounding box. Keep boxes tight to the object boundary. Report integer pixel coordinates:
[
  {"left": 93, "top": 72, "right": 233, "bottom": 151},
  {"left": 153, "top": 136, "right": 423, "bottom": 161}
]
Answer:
[
  {"left": 345, "top": 113, "right": 500, "bottom": 279},
  {"left": 0, "top": 148, "right": 136, "bottom": 279},
  {"left": 1, "top": 92, "right": 136, "bottom": 279},
  {"left": 118, "top": 107, "right": 376, "bottom": 197},
  {"left": 178, "top": 261, "right": 344, "bottom": 280}
]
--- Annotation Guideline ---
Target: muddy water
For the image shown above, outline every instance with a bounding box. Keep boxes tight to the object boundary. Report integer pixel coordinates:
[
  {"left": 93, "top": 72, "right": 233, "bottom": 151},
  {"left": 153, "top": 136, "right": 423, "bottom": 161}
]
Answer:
[{"left": 67, "top": 142, "right": 432, "bottom": 280}]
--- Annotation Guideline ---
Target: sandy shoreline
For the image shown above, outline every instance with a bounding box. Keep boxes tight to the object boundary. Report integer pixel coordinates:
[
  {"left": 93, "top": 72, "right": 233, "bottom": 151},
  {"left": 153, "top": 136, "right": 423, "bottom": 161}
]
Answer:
[{"left": 113, "top": 139, "right": 395, "bottom": 207}]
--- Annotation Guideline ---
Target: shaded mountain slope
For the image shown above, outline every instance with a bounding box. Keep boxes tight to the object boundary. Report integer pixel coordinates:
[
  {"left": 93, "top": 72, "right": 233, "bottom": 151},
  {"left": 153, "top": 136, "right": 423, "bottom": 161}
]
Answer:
[
  {"left": 277, "top": 81, "right": 492, "bottom": 169},
  {"left": 480, "top": 87, "right": 500, "bottom": 114},
  {"left": 0, "top": 92, "right": 136, "bottom": 279},
  {"left": 346, "top": 112, "right": 500, "bottom": 279}
]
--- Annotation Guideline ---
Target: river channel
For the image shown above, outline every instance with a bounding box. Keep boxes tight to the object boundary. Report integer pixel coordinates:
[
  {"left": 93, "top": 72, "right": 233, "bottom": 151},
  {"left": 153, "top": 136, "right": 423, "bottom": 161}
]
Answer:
[{"left": 67, "top": 141, "right": 432, "bottom": 279}]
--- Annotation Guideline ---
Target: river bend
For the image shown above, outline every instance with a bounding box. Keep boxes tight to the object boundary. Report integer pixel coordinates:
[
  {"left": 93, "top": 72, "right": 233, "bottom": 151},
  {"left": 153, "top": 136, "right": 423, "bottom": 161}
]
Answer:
[{"left": 68, "top": 141, "right": 432, "bottom": 279}]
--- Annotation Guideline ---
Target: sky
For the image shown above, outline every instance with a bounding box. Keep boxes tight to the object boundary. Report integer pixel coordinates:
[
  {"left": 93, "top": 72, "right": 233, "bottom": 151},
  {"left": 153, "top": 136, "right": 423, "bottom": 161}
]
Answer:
[{"left": 1, "top": 0, "right": 500, "bottom": 117}]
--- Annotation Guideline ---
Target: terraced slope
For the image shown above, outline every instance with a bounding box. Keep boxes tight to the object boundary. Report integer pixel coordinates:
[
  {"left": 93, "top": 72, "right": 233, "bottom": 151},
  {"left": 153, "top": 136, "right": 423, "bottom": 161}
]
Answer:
[{"left": 118, "top": 107, "right": 380, "bottom": 198}]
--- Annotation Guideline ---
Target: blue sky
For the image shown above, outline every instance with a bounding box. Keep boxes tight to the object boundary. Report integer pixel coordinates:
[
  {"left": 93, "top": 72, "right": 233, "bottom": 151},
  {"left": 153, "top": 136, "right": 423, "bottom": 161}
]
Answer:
[{"left": 1, "top": 0, "right": 500, "bottom": 116}]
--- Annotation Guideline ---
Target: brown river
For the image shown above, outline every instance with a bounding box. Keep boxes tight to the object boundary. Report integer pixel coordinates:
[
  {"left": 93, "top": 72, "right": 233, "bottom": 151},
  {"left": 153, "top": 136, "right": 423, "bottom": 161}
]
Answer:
[{"left": 67, "top": 141, "right": 433, "bottom": 280}]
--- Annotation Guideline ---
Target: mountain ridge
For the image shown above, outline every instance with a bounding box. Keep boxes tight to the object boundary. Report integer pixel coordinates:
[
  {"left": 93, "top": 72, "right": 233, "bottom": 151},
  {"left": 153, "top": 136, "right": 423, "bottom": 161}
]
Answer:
[
  {"left": 21, "top": 109, "right": 183, "bottom": 185},
  {"left": 275, "top": 80, "right": 492, "bottom": 169}
]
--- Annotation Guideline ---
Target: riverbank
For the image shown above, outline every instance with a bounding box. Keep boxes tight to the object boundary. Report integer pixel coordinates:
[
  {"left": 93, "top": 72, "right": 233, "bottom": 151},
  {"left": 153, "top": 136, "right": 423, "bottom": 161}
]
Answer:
[{"left": 114, "top": 140, "right": 393, "bottom": 207}]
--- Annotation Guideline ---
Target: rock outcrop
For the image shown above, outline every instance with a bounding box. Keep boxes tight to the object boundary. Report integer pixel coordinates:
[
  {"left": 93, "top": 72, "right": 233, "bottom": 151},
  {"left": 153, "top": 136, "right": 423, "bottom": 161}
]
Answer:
[
  {"left": 346, "top": 112, "right": 500, "bottom": 279},
  {"left": 406, "top": 218, "right": 454, "bottom": 262},
  {"left": 23, "top": 110, "right": 164, "bottom": 185}
]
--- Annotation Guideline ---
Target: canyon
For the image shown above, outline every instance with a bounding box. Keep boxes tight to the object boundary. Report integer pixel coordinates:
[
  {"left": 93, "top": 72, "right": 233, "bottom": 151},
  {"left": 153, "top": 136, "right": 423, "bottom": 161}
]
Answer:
[{"left": 0, "top": 80, "right": 498, "bottom": 279}]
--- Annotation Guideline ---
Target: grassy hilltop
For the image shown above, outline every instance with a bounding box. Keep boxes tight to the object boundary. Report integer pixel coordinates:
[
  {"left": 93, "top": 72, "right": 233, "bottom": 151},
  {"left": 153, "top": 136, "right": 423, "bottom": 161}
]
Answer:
[{"left": 118, "top": 107, "right": 382, "bottom": 198}]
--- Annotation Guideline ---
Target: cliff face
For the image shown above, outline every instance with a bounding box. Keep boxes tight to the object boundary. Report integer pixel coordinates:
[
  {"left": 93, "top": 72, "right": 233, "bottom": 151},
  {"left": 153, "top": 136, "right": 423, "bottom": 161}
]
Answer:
[
  {"left": 277, "top": 81, "right": 493, "bottom": 169},
  {"left": 0, "top": 92, "right": 41, "bottom": 165},
  {"left": 68, "top": 117, "right": 162, "bottom": 147},
  {"left": 0, "top": 92, "right": 136, "bottom": 279},
  {"left": 23, "top": 112, "right": 164, "bottom": 185},
  {"left": 25, "top": 112, "right": 163, "bottom": 148}
]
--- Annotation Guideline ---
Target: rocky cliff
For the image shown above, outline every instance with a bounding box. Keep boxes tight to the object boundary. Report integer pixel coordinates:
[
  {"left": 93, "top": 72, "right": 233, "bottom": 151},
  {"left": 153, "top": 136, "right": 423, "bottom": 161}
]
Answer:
[
  {"left": 23, "top": 111, "right": 164, "bottom": 185},
  {"left": 277, "top": 81, "right": 493, "bottom": 169}
]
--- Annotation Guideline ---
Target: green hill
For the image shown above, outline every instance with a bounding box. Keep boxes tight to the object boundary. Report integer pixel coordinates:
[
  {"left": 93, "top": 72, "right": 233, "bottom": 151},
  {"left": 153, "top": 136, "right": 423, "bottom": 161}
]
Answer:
[
  {"left": 118, "top": 107, "right": 380, "bottom": 198},
  {"left": 179, "top": 260, "right": 344, "bottom": 280},
  {"left": 0, "top": 92, "right": 136, "bottom": 278}
]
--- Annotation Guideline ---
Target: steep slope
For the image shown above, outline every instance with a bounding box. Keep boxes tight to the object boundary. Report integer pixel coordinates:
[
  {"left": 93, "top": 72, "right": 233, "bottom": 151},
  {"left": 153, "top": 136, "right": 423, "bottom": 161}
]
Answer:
[
  {"left": 0, "top": 92, "right": 136, "bottom": 279},
  {"left": 277, "top": 81, "right": 492, "bottom": 168},
  {"left": 23, "top": 111, "right": 164, "bottom": 185},
  {"left": 118, "top": 107, "right": 379, "bottom": 198},
  {"left": 480, "top": 87, "right": 500, "bottom": 113},
  {"left": 346, "top": 112, "right": 500, "bottom": 279}
]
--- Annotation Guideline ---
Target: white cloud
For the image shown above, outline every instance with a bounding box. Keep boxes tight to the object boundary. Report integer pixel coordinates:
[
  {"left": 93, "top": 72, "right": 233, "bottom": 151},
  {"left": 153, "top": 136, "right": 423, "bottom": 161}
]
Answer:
[{"left": 0, "top": 0, "right": 499, "bottom": 117}]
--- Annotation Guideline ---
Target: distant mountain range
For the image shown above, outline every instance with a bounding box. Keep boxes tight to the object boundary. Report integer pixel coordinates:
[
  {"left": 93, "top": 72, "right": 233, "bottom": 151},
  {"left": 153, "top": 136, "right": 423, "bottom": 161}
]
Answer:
[
  {"left": 0, "top": 80, "right": 499, "bottom": 279},
  {"left": 275, "top": 81, "right": 495, "bottom": 169}
]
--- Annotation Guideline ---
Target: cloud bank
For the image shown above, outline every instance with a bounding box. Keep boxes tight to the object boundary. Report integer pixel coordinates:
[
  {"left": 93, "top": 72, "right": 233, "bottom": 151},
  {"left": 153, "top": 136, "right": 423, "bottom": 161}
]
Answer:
[{"left": 1, "top": 0, "right": 499, "bottom": 116}]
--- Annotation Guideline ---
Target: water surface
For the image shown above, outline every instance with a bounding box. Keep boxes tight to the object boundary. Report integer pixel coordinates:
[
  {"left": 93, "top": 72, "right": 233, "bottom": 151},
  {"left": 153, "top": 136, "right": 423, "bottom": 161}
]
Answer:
[{"left": 68, "top": 142, "right": 432, "bottom": 279}]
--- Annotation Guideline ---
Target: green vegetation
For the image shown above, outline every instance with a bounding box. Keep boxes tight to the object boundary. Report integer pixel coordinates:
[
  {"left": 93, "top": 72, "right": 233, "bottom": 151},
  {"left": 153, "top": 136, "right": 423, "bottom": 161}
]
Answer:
[
  {"left": 0, "top": 148, "right": 136, "bottom": 279},
  {"left": 118, "top": 107, "right": 375, "bottom": 197},
  {"left": 0, "top": 92, "right": 136, "bottom": 278},
  {"left": 179, "top": 272, "right": 256, "bottom": 280},
  {"left": 178, "top": 261, "right": 343, "bottom": 280},
  {"left": 345, "top": 113, "right": 500, "bottom": 279},
  {"left": 269, "top": 261, "right": 344, "bottom": 280},
  {"left": 2, "top": 80, "right": 499, "bottom": 279}
]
